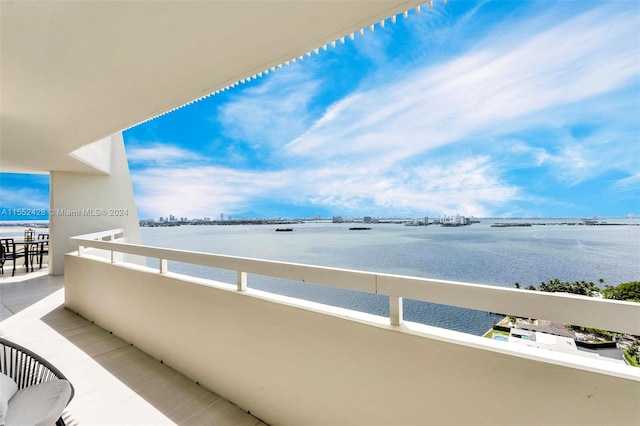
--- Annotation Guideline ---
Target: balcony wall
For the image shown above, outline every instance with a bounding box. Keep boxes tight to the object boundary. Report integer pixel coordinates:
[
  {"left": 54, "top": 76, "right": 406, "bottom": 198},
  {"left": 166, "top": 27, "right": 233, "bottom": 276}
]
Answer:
[
  {"left": 49, "top": 133, "right": 142, "bottom": 275},
  {"left": 65, "top": 248, "right": 640, "bottom": 426}
]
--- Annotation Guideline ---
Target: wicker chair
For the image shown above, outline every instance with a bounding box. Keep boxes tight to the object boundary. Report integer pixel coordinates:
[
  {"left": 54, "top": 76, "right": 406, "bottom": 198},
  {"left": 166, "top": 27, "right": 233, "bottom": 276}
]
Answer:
[{"left": 0, "top": 337, "right": 74, "bottom": 426}]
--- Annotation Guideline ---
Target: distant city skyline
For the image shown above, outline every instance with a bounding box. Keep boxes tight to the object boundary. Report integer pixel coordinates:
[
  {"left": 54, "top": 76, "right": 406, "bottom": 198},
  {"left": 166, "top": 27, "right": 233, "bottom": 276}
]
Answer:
[
  {"left": 1, "top": 209, "right": 639, "bottom": 223},
  {"left": 135, "top": 212, "right": 640, "bottom": 223},
  {"left": 1, "top": 1, "right": 639, "bottom": 221}
]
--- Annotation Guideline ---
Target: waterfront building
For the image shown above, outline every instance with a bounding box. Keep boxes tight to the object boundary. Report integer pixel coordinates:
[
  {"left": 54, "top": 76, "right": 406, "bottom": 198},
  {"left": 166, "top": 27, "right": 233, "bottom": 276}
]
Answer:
[{"left": 1, "top": 2, "right": 638, "bottom": 425}]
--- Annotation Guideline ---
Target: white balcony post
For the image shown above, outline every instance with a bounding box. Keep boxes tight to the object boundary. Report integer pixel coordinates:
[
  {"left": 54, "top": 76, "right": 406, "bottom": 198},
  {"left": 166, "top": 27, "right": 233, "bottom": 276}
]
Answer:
[
  {"left": 237, "top": 271, "right": 247, "bottom": 292},
  {"left": 111, "top": 250, "right": 117, "bottom": 263},
  {"left": 78, "top": 245, "right": 84, "bottom": 256},
  {"left": 159, "top": 259, "right": 168, "bottom": 274},
  {"left": 390, "top": 296, "right": 403, "bottom": 326}
]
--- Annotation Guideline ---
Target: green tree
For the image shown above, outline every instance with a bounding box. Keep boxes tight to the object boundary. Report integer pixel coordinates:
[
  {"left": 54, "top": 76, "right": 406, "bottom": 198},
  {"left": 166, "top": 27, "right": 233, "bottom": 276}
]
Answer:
[
  {"left": 524, "top": 278, "right": 599, "bottom": 296},
  {"left": 602, "top": 282, "right": 640, "bottom": 302},
  {"left": 625, "top": 340, "right": 640, "bottom": 367}
]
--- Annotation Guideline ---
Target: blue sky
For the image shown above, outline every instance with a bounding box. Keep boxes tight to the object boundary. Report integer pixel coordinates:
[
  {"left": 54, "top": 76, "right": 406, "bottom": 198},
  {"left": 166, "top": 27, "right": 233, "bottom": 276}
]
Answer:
[{"left": 2, "top": 0, "right": 639, "bottom": 221}]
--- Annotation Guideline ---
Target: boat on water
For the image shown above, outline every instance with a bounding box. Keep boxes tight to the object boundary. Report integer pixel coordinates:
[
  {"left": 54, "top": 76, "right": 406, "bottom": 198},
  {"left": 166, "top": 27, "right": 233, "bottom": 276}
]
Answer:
[{"left": 275, "top": 228, "right": 294, "bottom": 232}]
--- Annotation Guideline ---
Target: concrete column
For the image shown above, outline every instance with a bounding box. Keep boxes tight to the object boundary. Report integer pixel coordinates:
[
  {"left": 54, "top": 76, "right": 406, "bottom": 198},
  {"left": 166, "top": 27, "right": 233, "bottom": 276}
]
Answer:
[{"left": 49, "top": 133, "right": 142, "bottom": 275}]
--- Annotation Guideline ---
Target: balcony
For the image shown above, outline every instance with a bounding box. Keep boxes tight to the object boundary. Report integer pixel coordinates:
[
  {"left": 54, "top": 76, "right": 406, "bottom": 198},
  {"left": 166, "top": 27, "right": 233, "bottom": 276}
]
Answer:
[
  {"left": 2, "top": 228, "right": 639, "bottom": 425},
  {"left": 0, "top": 272, "right": 267, "bottom": 425}
]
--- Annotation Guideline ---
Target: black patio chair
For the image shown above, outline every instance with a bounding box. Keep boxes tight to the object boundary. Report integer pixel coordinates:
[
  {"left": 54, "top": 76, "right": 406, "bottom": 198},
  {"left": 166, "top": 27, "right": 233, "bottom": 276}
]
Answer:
[
  {"left": 0, "top": 337, "right": 74, "bottom": 425},
  {"left": 0, "top": 238, "right": 27, "bottom": 277},
  {"left": 29, "top": 234, "right": 49, "bottom": 270}
]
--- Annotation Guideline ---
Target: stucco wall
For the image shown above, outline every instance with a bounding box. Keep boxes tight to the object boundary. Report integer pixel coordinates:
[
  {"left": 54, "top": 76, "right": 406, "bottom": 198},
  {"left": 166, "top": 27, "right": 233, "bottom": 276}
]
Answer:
[
  {"left": 65, "top": 254, "right": 640, "bottom": 426},
  {"left": 49, "top": 133, "right": 141, "bottom": 274}
]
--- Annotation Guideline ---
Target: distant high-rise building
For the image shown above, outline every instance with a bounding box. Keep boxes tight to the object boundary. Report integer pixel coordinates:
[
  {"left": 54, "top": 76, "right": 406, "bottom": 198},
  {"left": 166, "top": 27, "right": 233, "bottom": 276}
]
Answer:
[{"left": 220, "top": 213, "right": 224, "bottom": 221}]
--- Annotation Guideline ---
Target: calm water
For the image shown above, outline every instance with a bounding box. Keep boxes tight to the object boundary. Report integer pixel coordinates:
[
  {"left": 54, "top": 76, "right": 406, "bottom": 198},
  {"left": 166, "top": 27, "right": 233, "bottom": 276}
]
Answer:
[{"left": 141, "top": 220, "right": 640, "bottom": 335}]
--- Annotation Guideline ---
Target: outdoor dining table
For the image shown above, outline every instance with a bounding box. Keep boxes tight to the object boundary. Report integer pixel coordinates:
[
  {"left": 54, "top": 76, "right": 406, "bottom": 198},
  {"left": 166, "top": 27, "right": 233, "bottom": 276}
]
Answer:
[{"left": 13, "top": 239, "right": 46, "bottom": 272}]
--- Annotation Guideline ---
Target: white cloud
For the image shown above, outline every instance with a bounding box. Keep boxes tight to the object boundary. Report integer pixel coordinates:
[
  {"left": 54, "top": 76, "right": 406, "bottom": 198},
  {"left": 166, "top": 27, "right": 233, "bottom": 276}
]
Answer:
[
  {"left": 216, "top": 67, "right": 321, "bottom": 147},
  {"left": 0, "top": 186, "right": 49, "bottom": 210},
  {"left": 132, "top": 166, "right": 274, "bottom": 219},
  {"left": 133, "top": 156, "right": 516, "bottom": 218},
  {"left": 301, "top": 156, "right": 517, "bottom": 217},
  {"left": 610, "top": 173, "right": 640, "bottom": 195},
  {"left": 129, "top": 2, "right": 639, "bottom": 218},
  {"left": 126, "top": 144, "right": 204, "bottom": 166},
  {"left": 284, "top": 4, "right": 638, "bottom": 168},
  {"left": 0, "top": 173, "right": 49, "bottom": 212}
]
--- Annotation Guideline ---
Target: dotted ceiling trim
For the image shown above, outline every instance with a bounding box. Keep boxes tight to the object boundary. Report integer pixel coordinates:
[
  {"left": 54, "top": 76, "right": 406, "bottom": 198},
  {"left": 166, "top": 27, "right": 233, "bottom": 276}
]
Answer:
[{"left": 130, "top": 1, "right": 443, "bottom": 129}]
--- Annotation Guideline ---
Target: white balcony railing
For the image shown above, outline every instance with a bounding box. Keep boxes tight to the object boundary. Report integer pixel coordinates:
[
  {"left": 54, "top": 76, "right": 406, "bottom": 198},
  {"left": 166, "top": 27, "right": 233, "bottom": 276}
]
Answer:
[
  {"left": 65, "top": 228, "right": 640, "bottom": 426},
  {"left": 70, "top": 229, "right": 639, "bottom": 336}
]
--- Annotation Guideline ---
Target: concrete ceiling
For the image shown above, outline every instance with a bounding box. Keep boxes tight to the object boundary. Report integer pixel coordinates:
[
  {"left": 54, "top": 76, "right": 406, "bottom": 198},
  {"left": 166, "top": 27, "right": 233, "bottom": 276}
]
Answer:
[{"left": 1, "top": 0, "right": 425, "bottom": 174}]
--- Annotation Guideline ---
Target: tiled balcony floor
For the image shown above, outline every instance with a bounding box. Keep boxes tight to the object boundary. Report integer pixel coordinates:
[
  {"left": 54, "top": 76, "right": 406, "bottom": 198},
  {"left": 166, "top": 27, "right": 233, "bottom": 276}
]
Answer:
[{"left": 0, "top": 273, "right": 268, "bottom": 425}]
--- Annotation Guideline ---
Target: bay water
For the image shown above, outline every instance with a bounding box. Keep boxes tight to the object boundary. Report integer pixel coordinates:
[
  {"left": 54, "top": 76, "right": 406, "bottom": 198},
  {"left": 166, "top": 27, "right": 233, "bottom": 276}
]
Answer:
[{"left": 141, "top": 219, "right": 640, "bottom": 336}]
